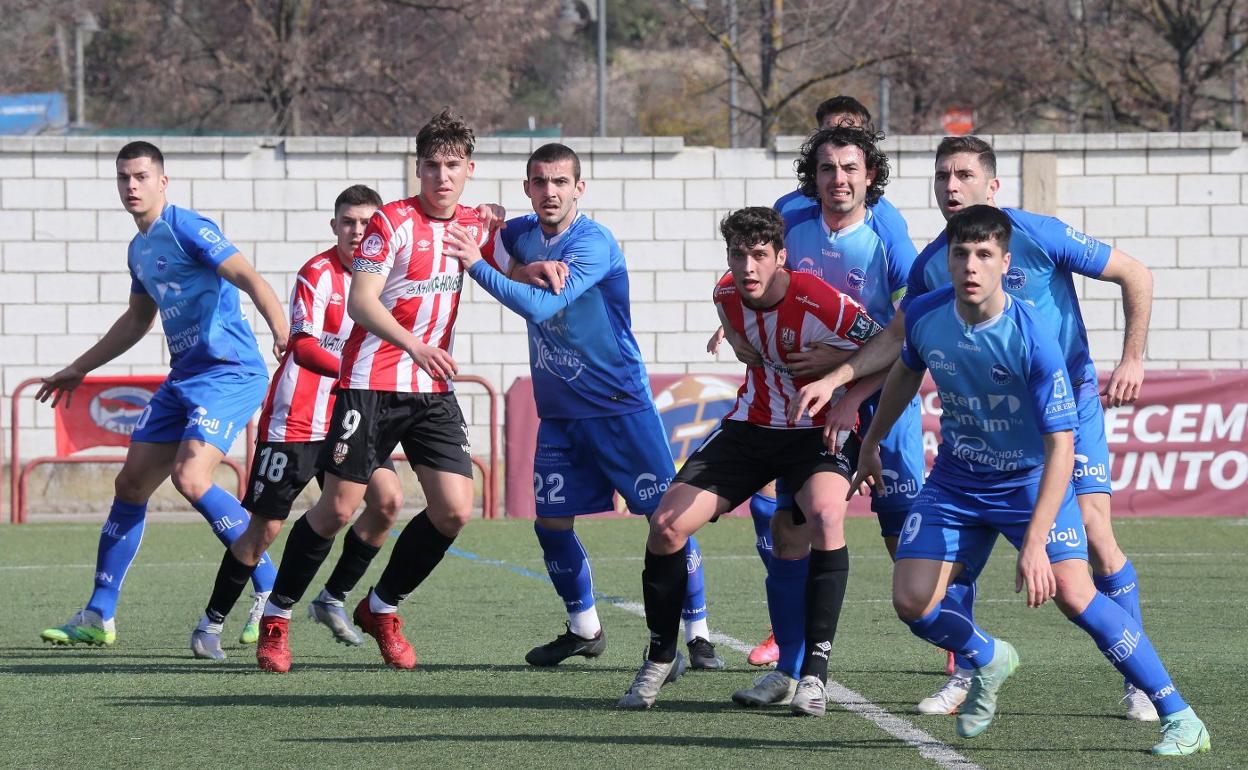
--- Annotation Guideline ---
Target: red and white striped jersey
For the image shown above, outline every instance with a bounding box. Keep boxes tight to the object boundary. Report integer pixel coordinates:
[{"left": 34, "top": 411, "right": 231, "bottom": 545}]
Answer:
[
  {"left": 338, "top": 199, "right": 493, "bottom": 393},
  {"left": 715, "top": 270, "right": 882, "bottom": 428},
  {"left": 256, "top": 249, "right": 352, "bottom": 442}
]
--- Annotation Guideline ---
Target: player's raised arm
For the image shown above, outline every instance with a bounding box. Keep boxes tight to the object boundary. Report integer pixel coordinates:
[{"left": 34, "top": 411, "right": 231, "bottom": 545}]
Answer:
[
  {"left": 36, "top": 291, "right": 158, "bottom": 408},
  {"left": 217, "top": 254, "right": 290, "bottom": 361},
  {"left": 1096, "top": 248, "right": 1153, "bottom": 407}
]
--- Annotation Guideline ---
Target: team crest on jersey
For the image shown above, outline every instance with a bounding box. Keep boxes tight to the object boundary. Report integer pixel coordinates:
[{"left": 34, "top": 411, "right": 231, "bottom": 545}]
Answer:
[
  {"left": 780, "top": 327, "right": 797, "bottom": 351},
  {"left": 360, "top": 234, "right": 384, "bottom": 257},
  {"left": 846, "top": 267, "right": 867, "bottom": 290},
  {"left": 333, "top": 441, "right": 349, "bottom": 465},
  {"left": 198, "top": 227, "right": 221, "bottom": 244},
  {"left": 846, "top": 313, "right": 881, "bottom": 343},
  {"left": 155, "top": 255, "right": 167, "bottom": 272},
  {"left": 466, "top": 225, "right": 480, "bottom": 241},
  {"left": 253, "top": 481, "right": 265, "bottom": 498},
  {"left": 1005, "top": 266, "right": 1027, "bottom": 291},
  {"left": 990, "top": 363, "right": 1013, "bottom": 385}
]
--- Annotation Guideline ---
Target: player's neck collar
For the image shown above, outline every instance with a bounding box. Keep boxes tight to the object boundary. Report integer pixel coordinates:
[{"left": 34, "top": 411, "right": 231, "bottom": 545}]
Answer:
[
  {"left": 820, "top": 211, "right": 866, "bottom": 240},
  {"left": 956, "top": 293, "right": 1011, "bottom": 332},
  {"left": 135, "top": 202, "right": 170, "bottom": 236},
  {"left": 540, "top": 212, "right": 582, "bottom": 246}
]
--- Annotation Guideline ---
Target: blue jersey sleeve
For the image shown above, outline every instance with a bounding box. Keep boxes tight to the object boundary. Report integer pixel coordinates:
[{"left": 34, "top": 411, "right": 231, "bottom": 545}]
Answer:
[
  {"left": 1010, "top": 209, "right": 1111, "bottom": 278},
  {"left": 466, "top": 232, "right": 613, "bottom": 325},
  {"left": 900, "top": 234, "right": 945, "bottom": 313},
  {"left": 1025, "top": 317, "right": 1079, "bottom": 433},
  {"left": 170, "top": 211, "right": 239, "bottom": 270},
  {"left": 870, "top": 198, "right": 916, "bottom": 300},
  {"left": 129, "top": 264, "right": 147, "bottom": 295}
]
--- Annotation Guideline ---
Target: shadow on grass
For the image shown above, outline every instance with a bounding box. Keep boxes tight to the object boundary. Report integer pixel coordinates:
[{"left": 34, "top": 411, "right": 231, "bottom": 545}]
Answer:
[
  {"left": 109, "top": 692, "right": 749, "bottom": 714},
  {"left": 281, "top": 732, "right": 908, "bottom": 752}
]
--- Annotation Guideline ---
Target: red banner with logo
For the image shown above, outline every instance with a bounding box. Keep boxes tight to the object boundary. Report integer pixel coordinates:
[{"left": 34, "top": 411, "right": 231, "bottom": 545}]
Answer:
[
  {"left": 505, "top": 370, "right": 1247, "bottom": 519},
  {"left": 54, "top": 376, "right": 166, "bottom": 455}
]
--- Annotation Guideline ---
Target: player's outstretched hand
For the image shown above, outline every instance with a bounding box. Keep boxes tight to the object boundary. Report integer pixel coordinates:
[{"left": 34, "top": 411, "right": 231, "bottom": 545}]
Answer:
[
  {"left": 409, "top": 343, "right": 458, "bottom": 381},
  {"left": 513, "top": 261, "right": 569, "bottom": 294},
  {"left": 846, "top": 442, "right": 884, "bottom": 501},
  {"left": 36, "top": 365, "right": 87, "bottom": 408},
  {"left": 706, "top": 326, "right": 726, "bottom": 354},
  {"left": 475, "top": 204, "right": 507, "bottom": 232},
  {"left": 1102, "top": 357, "right": 1144, "bottom": 408},
  {"left": 789, "top": 378, "right": 840, "bottom": 426},
  {"left": 1015, "top": 542, "right": 1056, "bottom": 608},
  {"left": 787, "top": 344, "right": 853, "bottom": 379},
  {"left": 443, "top": 223, "right": 484, "bottom": 268}
]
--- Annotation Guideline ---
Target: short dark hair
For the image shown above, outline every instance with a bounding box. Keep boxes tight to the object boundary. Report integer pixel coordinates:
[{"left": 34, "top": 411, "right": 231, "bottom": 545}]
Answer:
[
  {"left": 720, "top": 207, "right": 785, "bottom": 256},
  {"left": 116, "top": 141, "right": 164, "bottom": 169},
  {"left": 936, "top": 135, "right": 997, "bottom": 178},
  {"left": 333, "top": 184, "right": 382, "bottom": 216},
  {"left": 814, "top": 96, "right": 872, "bottom": 130},
  {"left": 795, "top": 126, "right": 890, "bottom": 207},
  {"left": 527, "top": 143, "right": 581, "bottom": 181},
  {"left": 415, "top": 108, "right": 475, "bottom": 160},
  {"left": 946, "top": 204, "right": 1011, "bottom": 250}
]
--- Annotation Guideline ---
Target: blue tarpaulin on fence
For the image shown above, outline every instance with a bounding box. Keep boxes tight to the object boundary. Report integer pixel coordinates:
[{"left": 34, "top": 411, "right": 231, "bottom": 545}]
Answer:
[{"left": 0, "top": 92, "right": 68, "bottom": 134}]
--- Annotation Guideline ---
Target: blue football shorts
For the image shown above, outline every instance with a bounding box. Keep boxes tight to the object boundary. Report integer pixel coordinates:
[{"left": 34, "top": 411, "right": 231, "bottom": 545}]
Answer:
[
  {"left": 858, "top": 394, "right": 925, "bottom": 536},
  {"left": 131, "top": 367, "right": 267, "bottom": 455},
  {"left": 533, "top": 405, "right": 676, "bottom": 518},
  {"left": 894, "top": 467, "right": 1088, "bottom": 581},
  {"left": 1072, "top": 379, "right": 1112, "bottom": 496}
]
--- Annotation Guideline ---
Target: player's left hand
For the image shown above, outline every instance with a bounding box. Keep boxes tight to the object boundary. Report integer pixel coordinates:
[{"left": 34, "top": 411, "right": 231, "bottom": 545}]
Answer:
[
  {"left": 846, "top": 442, "right": 884, "bottom": 501},
  {"left": 513, "top": 261, "right": 569, "bottom": 294},
  {"left": 1015, "top": 542, "right": 1056, "bottom": 608},
  {"left": 444, "top": 223, "right": 484, "bottom": 268},
  {"left": 1102, "top": 357, "right": 1144, "bottom": 407},
  {"left": 475, "top": 204, "right": 507, "bottom": 232},
  {"left": 787, "top": 344, "right": 853, "bottom": 379},
  {"left": 272, "top": 335, "right": 288, "bottom": 362},
  {"left": 820, "top": 394, "right": 860, "bottom": 453}
]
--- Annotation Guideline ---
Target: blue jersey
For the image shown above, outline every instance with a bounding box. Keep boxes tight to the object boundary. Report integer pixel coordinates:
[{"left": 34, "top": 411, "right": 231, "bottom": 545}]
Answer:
[
  {"left": 127, "top": 204, "right": 266, "bottom": 377},
  {"left": 901, "top": 286, "right": 1078, "bottom": 487},
  {"left": 468, "top": 213, "right": 651, "bottom": 420},
  {"left": 902, "top": 208, "right": 1111, "bottom": 386},
  {"left": 781, "top": 202, "right": 916, "bottom": 329}
]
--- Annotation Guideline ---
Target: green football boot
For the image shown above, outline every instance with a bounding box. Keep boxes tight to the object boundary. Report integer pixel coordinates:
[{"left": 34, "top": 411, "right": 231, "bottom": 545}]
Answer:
[
  {"left": 956, "top": 640, "right": 1019, "bottom": 739},
  {"left": 41, "top": 609, "right": 116, "bottom": 647},
  {"left": 1151, "top": 707, "right": 1211, "bottom": 756}
]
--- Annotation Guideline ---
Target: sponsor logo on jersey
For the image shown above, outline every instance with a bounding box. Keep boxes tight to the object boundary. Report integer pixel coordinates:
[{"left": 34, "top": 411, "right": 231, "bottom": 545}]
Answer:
[
  {"left": 714, "top": 283, "right": 735, "bottom": 299},
  {"left": 927, "top": 349, "right": 957, "bottom": 374},
  {"left": 1047, "top": 521, "right": 1083, "bottom": 548},
  {"left": 416, "top": 239, "right": 431, "bottom": 251},
  {"left": 957, "top": 339, "right": 981, "bottom": 352},
  {"left": 796, "top": 256, "right": 824, "bottom": 278},
  {"left": 404, "top": 272, "right": 463, "bottom": 297},
  {"left": 168, "top": 323, "right": 202, "bottom": 354},
  {"left": 794, "top": 294, "right": 820, "bottom": 310},
  {"left": 360, "top": 233, "right": 384, "bottom": 257},
  {"left": 634, "top": 472, "right": 671, "bottom": 503},
  {"left": 156, "top": 255, "right": 168, "bottom": 271},
  {"left": 187, "top": 406, "right": 222, "bottom": 435},
  {"left": 990, "top": 363, "right": 1013, "bottom": 385},
  {"left": 329, "top": 292, "right": 343, "bottom": 305},
  {"left": 154, "top": 280, "right": 183, "bottom": 301},
  {"left": 846, "top": 312, "right": 880, "bottom": 344},
  {"left": 533, "top": 337, "right": 587, "bottom": 382},
  {"left": 846, "top": 267, "right": 867, "bottom": 290},
  {"left": 1074, "top": 453, "right": 1109, "bottom": 483},
  {"left": 1005, "top": 266, "right": 1027, "bottom": 291},
  {"left": 987, "top": 393, "right": 1022, "bottom": 413},
  {"left": 780, "top": 327, "right": 797, "bottom": 351},
  {"left": 821, "top": 247, "right": 841, "bottom": 260},
  {"left": 948, "top": 430, "right": 1026, "bottom": 470},
  {"left": 333, "top": 441, "right": 349, "bottom": 465},
  {"left": 89, "top": 386, "right": 154, "bottom": 437}
]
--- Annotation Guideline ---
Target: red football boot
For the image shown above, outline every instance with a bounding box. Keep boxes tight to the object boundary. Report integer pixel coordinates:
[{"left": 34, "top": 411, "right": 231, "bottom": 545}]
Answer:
[
  {"left": 255, "top": 616, "right": 291, "bottom": 673},
  {"left": 353, "top": 597, "right": 417, "bottom": 669},
  {"left": 747, "top": 627, "right": 779, "bottom": 667}
]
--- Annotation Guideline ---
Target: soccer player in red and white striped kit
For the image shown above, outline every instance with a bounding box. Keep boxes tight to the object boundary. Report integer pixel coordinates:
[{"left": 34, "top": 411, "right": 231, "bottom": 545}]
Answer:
[{"left": 190, "top": 185, "right": 405, "bottom": 661}]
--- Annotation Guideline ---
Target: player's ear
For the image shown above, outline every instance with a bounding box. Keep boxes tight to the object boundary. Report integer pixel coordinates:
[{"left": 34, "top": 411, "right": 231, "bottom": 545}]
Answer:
[
  {"left": 776, "top": 247, "right": 787, "bottom": 267},
  {"left": 329, "top": 217, "right": 337, "bottom": 236},
  {"left": 574, "top": 179, "right": 586, "bottom": 199},
  {"left": 466, "top": 159, "right": 475, "bottom": 178},
  {"left": 523, "top": 179, "right": 531, "bottom": 199},
  {"left": 987, "top": 176, "right": 1000, "bottom": 201}
]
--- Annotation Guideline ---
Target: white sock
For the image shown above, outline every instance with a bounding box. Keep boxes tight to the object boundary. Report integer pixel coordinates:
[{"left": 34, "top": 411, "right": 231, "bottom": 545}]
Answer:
[
  {"left": 263, "top": 600, "right": 292, "bottom": 620},
  {"left": 954, "top": 666, "right": 974, "bottom": 679},
  {"left": 369, "top": 589, "right": 397, "bottom": 615},
  {"left": 196, "top": 615, "right": 224, "bottom": 634},
  {"left": 684, "top": 617, "right": 710, "bottom": 643},
  {"left": 569, "top": 608, "right": 601, "bottom": 638},
  {"left": 314, "top": 587, "right": 340, "bottom": 604}
]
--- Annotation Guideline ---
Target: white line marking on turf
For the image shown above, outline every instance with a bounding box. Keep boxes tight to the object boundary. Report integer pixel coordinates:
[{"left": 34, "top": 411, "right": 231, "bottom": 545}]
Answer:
[{"left": 454, "top": 552, "right": 985, "bottom": 770}]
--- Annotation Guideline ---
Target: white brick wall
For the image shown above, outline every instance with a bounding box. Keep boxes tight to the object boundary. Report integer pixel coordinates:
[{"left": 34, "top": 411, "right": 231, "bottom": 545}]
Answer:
[{"left": 3, "top": 131, "right": 1247, "bottom": 464}]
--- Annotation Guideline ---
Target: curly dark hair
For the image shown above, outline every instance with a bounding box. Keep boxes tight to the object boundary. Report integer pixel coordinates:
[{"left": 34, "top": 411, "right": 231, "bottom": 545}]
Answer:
[
  {"left": 795, "top": 126, "right": 890, "bottom": 207},
  {"left": 720, "top": 207, "right": 786, "bottom": 256},
  {"left": 415, "top": 107, "right": 475, "bottom": 160}
]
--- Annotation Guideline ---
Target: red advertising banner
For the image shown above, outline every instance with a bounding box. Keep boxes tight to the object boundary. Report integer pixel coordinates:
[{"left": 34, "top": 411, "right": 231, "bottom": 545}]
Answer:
[
  {"left": 505, "top": 369, "right": 1247, "bottom": 519},
  {"left": 54, "top": 376, "right": 166, "bottom": 455}
]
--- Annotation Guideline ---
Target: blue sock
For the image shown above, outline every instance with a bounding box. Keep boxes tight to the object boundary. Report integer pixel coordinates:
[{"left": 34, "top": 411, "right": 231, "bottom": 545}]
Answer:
[
  {"left": 1093, "top": 560, "right": 1144, "bottom": 626},
  {"left": 86, "top": 498, "right": 148, "bottom": 620},
  {"left": 906, "top": 594, "right": 997, "bottom": 668},
  {"left": 681, "top": 535, "right": 708, "bottom": 624},
  {"left": 750, "top": 493, "right": 776, "bottom": 569},
  {"left": 192, "top": 485, "right": 276, "bottom": 593},
  {"left": 766, "top": 555, "right": 808, "bottom": 677},
  {"left": 944, "top": 577, "right": 978, "bottom": 670},
  {"left": 1071, "top": 592, "right": 1187, "bottom": 716},
  {"left": 534, "top": 523, "right": 595, "bottom": 615}
]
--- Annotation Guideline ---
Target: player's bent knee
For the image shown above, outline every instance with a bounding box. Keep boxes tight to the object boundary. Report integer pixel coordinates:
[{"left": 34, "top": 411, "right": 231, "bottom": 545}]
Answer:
[
  {"left": 892, "top": 587, "right": 932, "bottom": 622},
  {"left": 646, "top": 523, "right": 687, "bottom": 556},
  {"left": 1052, "top": 560, "right": 1097, "bottom": 616},
  {"left": 169, "top": 467, "right": 213, "bottom": 502}
]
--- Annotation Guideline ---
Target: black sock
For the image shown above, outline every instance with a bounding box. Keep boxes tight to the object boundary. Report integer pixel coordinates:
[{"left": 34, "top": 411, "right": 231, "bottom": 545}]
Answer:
[
  {"left": 801, "top": 546, "right": 850, "bottom": 683},
  {"left": 373, "top": 511, "right": 451, "bottom": 606},
  {"left": 269, "top": 515, "right": 335, "bottom": 611},
  {"left": 323, "top": 526, "right": 382, "bottom": 602},
  {"left": 205, "top": 548, "right": 256, "bottom": 624},
  {"left": 642, "top": 547, "right": 687, "bottom": 663}
]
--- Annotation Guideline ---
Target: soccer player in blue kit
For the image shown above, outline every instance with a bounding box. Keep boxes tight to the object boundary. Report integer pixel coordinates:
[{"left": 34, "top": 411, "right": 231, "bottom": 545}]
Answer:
[
  {"left": 444, "top": 143, "right": 723, "bottom": 670},
  {"left": 801, "top": 135, "right": 1161, "bottom": 720},
  {"left": 849, "top": 205, "right": 1208, "bottom": 756},
  {"left": 37, "top": 141, "right": 289, "bottom": 646},
  {"left": 730, "top": 124, "right": 926, "bottom": 709}
]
